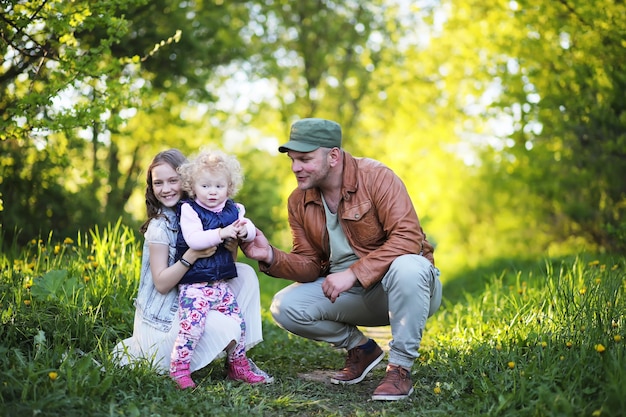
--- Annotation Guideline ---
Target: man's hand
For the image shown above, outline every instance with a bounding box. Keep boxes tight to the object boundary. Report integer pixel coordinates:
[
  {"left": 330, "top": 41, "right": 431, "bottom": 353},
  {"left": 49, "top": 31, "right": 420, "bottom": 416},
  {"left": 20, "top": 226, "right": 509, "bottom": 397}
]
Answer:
[
  {"left": 240, "top": 228, "right": 273, "bottom": 264},
  {"left": 321, "top": 269, "right": 358, "bottom": 303}
]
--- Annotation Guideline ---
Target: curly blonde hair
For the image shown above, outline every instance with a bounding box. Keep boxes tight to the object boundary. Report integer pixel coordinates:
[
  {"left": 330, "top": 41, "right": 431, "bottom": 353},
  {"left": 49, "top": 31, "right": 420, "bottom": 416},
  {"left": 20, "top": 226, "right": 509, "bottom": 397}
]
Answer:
[{"left": 178, "top": 148, "right": 244, "bottom": 199}]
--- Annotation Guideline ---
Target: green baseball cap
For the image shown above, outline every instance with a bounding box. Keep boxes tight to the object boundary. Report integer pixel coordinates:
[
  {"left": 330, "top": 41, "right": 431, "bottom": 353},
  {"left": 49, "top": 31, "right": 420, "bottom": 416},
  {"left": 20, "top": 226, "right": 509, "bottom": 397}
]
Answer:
[{"left": 278, "top": 118, "right": 342, "bottom": 153}]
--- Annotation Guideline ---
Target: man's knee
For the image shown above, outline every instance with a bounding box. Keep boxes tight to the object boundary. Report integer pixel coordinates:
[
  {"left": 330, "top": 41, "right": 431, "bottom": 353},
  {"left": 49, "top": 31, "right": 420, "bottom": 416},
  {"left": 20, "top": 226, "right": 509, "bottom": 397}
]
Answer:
[
  {"left": 270, "top": 288, "right": 297, "bottom": 330},
  {"left": 388, "top": 254, "right": 432, "bottom": 284}
]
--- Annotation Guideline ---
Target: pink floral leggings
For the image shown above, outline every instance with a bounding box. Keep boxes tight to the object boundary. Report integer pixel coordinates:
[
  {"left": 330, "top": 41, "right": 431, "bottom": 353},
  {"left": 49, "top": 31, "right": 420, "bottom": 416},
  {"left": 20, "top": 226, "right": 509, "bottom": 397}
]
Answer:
[{"left": 171, "top": 280, "right": 246, "bottom": 365}]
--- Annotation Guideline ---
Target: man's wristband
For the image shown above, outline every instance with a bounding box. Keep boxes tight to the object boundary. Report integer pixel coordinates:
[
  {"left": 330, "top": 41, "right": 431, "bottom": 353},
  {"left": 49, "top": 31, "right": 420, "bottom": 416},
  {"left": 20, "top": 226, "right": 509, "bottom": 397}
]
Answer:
[{"left": 180, "top": 258, "right": 193, "bottom": 268}]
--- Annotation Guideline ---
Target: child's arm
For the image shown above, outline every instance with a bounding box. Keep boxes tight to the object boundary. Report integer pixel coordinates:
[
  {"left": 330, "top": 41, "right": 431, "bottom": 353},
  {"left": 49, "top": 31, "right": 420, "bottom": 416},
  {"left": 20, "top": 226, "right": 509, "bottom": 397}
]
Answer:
[
  {"left": 180, "top": 203, "right": 223, "bottom": 249},
  {"left": 235, "top": 203, "right": 256, "bottom": 242}
]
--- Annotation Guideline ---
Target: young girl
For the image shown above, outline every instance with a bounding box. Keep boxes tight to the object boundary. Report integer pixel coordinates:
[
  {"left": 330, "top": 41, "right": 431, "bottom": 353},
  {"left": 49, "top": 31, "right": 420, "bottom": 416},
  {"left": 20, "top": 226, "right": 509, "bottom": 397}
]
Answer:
[
  {"left": 169, "top": 148, "right": 266, "bottom": 389},
  {"left": 112, "top": 149, "right": 271, "bottom": 387}
]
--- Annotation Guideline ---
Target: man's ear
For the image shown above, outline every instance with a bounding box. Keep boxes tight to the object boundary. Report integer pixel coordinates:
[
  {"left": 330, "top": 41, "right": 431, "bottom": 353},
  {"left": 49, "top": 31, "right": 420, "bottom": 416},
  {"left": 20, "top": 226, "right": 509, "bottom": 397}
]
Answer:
[{"left": 328, "top": 148, "right": 342, "bottom": 167}]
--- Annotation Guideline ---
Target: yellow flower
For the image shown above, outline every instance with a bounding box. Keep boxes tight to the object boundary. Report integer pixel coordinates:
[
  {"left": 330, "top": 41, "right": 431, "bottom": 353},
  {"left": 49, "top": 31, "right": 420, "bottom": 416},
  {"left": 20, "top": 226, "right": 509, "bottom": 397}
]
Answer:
[
  {"left": 507, "top": 361, "right": 515, "bottom": 369},
  {"left": 540, "top": 341, "right": 547, "bottom": 348},
  {"left": 588, "top": 260, "right": 600, "bottom": 266},
  {"left": 611, "top": 264, "right": 618, "bottom": 271},
  {"left": 63, "top": 237, "right": 74, "bottom": 245},
  {"left": 614, "top": 335, "right": 621, "bottom": 343},
  {"left": 433, "top": 386, "right": 441, "bottom": 395},
  {"left": 595, "top": 278, "right": 601, "bottom": 284},
  {"left": 592, "top": 409, "right": 602, "bottom": 417},
  {"left": 579, "top": 288, "right": 587, "bottom": 295},
  {"left": 566, "top": 341, "right": 573, "bottom": 348},
  {"left": 48, "top": 371, "right": 58, "bottom": 381},
  {"left": 595, "top": 344, "right": 605, "bottom": 353},
  {"left": 23, "top": 300, "right": 31, "bottom": 306},
  {"left": 54, "top": 245, "right": 61, "bottom": 255},
  {"left": 495, "top": 344, "right": 502, "bottom": 351},
  {"left": 83, "top": 276, "right": 90, "bottom": 283}
]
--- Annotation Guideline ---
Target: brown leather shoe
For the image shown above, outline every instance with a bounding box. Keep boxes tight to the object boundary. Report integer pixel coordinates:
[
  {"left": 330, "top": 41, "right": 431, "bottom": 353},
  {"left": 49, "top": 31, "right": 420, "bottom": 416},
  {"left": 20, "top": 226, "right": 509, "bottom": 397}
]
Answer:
[
  {"left": 371, "top": 364, "right": 414, "bottom": 401},
  {"left": 330, "top": 341, "right": 384, "bottom": 385}
]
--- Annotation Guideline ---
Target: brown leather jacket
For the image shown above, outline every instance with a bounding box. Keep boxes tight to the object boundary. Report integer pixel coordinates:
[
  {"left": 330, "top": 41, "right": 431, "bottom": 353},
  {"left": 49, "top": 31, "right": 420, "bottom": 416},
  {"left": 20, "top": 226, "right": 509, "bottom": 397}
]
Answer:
[{"left": 260, "top": 151, "right": 434, "bottom": 289}]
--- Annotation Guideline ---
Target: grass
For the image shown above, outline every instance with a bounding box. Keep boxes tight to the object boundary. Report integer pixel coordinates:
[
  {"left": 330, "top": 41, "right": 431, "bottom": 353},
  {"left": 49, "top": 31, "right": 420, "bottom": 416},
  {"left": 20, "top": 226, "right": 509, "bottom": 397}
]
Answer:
[{"left": 0, "top": 221, "right": 624, "bottom": 416}]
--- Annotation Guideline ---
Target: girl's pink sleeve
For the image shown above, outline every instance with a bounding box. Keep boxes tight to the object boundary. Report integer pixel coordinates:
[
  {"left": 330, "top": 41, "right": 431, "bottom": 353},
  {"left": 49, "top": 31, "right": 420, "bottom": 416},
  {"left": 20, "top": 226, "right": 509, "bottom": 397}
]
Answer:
[
  {"left": 236, "top": 203, "right": 257, "bottom": 242},
  {"left": 180, "top": 203, "right": 222, "bottom": 249}
]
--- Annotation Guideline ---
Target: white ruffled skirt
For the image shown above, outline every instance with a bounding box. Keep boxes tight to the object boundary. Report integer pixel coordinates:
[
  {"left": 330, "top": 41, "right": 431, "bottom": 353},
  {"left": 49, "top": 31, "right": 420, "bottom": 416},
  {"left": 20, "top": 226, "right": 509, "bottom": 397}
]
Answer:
[{"left": 112, "top": 263, "right": 263, "bottom": 374}]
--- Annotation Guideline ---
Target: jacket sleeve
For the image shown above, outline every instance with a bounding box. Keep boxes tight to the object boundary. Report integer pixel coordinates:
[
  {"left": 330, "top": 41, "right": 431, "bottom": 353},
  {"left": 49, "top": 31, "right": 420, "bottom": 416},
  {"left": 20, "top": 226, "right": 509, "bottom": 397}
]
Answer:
[{"left": 259, "top": 195, "right": 324, "bottom": 282}]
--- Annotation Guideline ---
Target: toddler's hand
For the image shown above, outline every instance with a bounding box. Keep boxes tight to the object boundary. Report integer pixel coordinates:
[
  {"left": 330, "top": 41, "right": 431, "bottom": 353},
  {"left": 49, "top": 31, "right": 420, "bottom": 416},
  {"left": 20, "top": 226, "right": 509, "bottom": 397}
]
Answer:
[
  {"left": 233, "top": 219, "right": 248, "bottom": 239},
  {"left": 219, "top": 224, "right": 238, "bottom": 240}
]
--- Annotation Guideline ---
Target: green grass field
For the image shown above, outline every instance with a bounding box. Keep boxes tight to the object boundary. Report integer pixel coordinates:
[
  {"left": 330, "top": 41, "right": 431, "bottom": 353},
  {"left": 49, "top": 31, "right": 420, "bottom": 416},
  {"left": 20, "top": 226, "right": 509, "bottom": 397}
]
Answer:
[{"left": 1, "top": 222, "right": 624, "bottom": 416}]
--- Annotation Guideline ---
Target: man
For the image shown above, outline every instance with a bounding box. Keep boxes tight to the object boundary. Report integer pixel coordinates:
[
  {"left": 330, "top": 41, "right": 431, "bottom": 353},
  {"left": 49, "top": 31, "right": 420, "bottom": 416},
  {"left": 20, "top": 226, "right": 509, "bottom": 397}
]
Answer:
[{"left": 242, "top": 118, "right": 442, "bottom": 400}]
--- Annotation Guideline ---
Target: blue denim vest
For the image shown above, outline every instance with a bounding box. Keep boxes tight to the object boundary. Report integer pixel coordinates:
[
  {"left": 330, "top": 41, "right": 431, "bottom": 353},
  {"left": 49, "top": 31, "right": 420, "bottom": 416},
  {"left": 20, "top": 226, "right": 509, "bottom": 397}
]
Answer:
[{"left": 134, "top": 208, "right": 179, "bottom": 332}]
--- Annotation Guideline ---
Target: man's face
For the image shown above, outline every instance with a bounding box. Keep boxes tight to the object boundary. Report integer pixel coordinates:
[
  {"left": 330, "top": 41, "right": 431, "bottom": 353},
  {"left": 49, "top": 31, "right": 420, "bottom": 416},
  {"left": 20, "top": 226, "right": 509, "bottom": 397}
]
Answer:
[{"left": 287, "top": 147, "right": 332, "bottom": 190}]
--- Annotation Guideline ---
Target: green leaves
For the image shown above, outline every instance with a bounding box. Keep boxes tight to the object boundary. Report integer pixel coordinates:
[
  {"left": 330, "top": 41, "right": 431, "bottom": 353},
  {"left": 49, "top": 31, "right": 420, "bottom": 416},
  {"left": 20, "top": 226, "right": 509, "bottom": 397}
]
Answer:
[{"left": 30, "top": 269, "right": 80, "bottom": 303}]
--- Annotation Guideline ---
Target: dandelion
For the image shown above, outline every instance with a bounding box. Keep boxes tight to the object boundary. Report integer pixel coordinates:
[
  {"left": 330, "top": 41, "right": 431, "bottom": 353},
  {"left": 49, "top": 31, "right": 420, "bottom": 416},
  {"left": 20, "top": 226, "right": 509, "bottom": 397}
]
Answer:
[
  {"left": 595, "top": 344, "right": 605, "bottom": 353},
  {"left": 83, "top": 276, "right": 90, "bottom": 283},
  {"left": 595, "top": 278, "right": 601, "bottom": 285},
  {"left": 540, "top": 341, "right": 547, "bottom": 348},
  {"left": 48, "top": 371, "right": 58, "bottom": 381},
  {"left": 588, "top": 260, "right": 600, "bottom": 266},
  {"left": 611, "top": 264, "right": 619, "bottom": 271},
  {"left": 433, "top": 386, "right": 441, "bottom": 395},
  {"left": 507, "top": 361, "right": 515, "bottom": 369},
  {"left": 54, "top": 245, "right": 61, "bottom": 255},
  {"left": 24, "top": 300, "right": 31, "bottom": 306},
  {"left": 566, "top": 341, "right": 573, "bottom": 348},
  {"left": 614, "top": 335, "right": 621, "bottom": 343},
  {"left": 63, "top": 237, "right": 74, "bottom": 245},
  {"left": 24, "top": 280, "right": 33, "bottom": 289},
  {"left": 579, "top": 288, "right": 587, "bottom": 295}
]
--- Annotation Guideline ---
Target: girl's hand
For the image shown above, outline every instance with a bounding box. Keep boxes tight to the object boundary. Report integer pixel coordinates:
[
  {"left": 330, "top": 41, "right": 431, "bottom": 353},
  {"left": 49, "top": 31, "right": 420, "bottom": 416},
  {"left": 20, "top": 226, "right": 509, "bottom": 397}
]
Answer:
[
  {"left": 232, "top": 219, "right": 248, "bottom": 239},
  {"left": 219, "top": 224, "right": 238, "bottom": 240},
  {"left": 186, "top": 246, "right": 217, "bottom": 263}
]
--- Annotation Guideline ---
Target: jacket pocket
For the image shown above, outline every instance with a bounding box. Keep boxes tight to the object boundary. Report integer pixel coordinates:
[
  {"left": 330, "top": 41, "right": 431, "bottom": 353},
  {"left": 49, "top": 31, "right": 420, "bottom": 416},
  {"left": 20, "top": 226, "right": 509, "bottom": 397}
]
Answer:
[{"left": 342, "top": 201, "right": 383, "bottom": 244}]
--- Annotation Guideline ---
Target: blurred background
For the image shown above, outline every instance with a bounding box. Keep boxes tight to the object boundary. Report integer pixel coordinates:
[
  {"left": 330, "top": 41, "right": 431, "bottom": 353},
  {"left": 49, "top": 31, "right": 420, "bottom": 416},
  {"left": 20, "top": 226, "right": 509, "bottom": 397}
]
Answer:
[{"left": 2, "top": 0, "right": 624, "bottom": 278}]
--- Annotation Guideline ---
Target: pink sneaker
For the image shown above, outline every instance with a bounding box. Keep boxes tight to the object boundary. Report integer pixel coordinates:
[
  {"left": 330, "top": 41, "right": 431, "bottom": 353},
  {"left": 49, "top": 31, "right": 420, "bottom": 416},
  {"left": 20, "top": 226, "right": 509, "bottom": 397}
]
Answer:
[
  {"left": 227, "top": 357, "right": 267, "bottom": 384},
  {"left": 170, "top": 361, "right": 196, "bottom": 389}
]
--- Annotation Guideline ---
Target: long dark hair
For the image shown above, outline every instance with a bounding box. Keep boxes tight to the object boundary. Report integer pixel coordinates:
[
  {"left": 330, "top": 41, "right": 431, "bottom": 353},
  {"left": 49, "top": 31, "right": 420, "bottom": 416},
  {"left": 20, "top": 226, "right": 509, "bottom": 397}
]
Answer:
[{"left": 139, "top": 149, "right": 187, "bottom": 233}]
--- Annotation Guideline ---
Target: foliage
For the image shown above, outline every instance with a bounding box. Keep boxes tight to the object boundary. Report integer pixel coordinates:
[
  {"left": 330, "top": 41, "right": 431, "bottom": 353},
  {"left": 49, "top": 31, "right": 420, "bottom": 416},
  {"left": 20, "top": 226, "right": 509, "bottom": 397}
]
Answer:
[
  {"left": 433, "top": 0, "right": 626, "bottom": 253},
  {"left": 0, "top": 224, "right": 624, "bottom": 416},
  {"left": 2, "top": 0, "right": 626, "bottom": 274}
]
